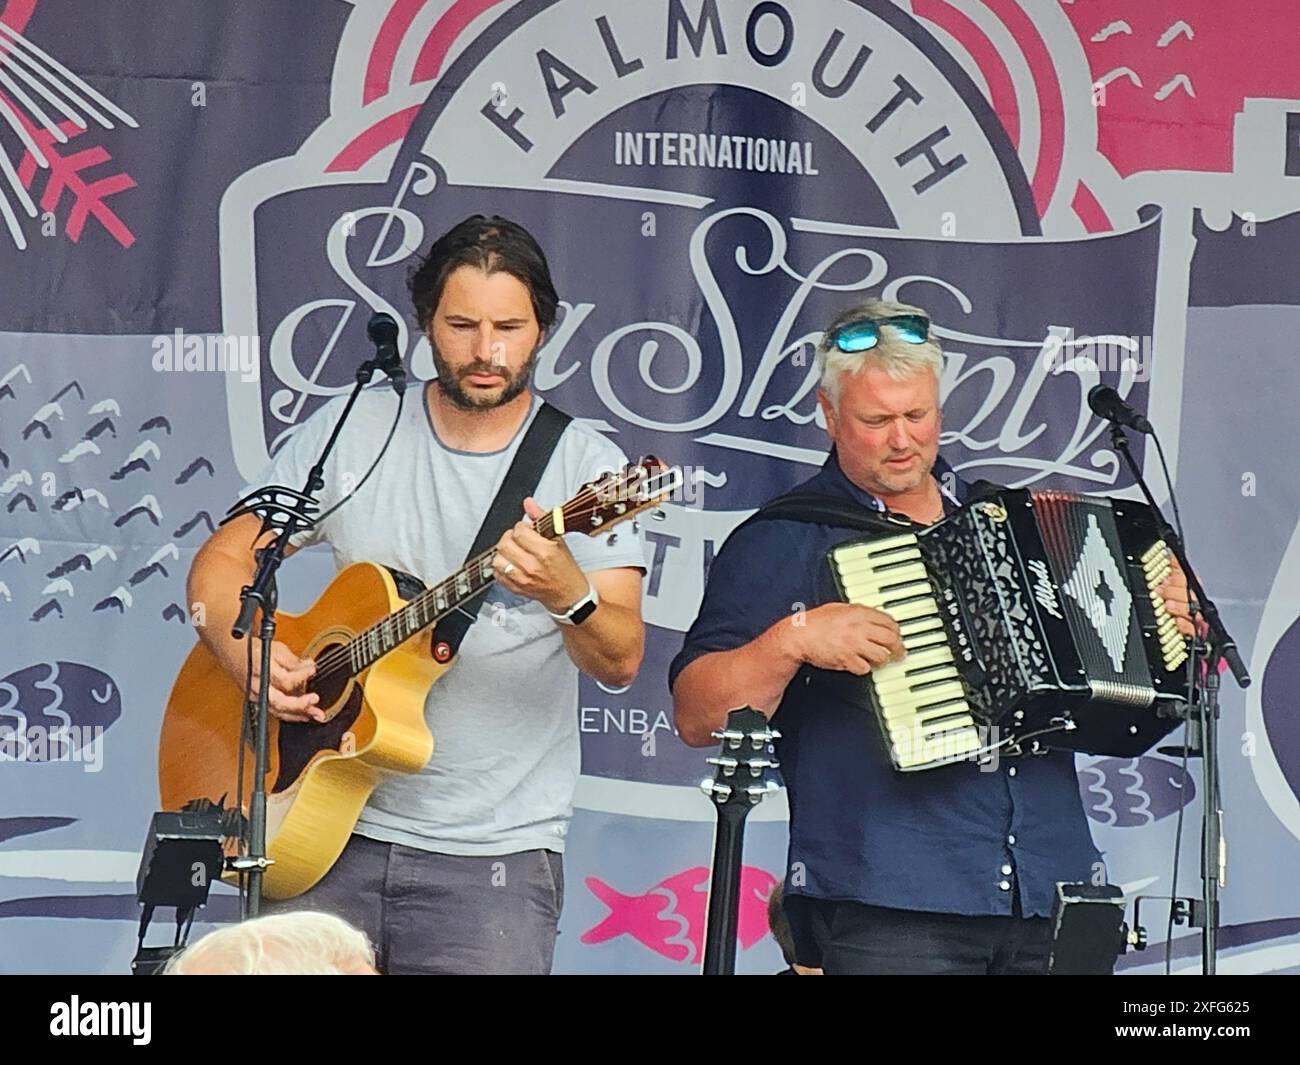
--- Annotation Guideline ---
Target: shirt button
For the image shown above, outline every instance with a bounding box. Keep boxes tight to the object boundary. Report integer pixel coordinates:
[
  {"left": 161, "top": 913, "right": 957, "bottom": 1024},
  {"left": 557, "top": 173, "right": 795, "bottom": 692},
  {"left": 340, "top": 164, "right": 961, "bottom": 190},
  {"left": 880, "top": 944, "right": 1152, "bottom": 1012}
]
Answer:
[
  {"left": 1001, "top": 863, "right": 1013, "bottom": 875},
  {"left": 1008, "top": 766, "right": 1018, "bottom": 777},
  {"left": 998, "top": 880, "right": 1011, "bottom": 891},
  {"left": 1007, "top": 834, "right": 1016, "bottom": 845}
]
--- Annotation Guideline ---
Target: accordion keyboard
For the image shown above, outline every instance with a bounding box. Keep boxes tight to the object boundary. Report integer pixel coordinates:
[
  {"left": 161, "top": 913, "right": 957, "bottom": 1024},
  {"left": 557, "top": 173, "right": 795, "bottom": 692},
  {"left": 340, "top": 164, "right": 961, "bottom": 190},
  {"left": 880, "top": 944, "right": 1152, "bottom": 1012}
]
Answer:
[{"left": 831, "top": 534, "right": 982, "bottom": 770}]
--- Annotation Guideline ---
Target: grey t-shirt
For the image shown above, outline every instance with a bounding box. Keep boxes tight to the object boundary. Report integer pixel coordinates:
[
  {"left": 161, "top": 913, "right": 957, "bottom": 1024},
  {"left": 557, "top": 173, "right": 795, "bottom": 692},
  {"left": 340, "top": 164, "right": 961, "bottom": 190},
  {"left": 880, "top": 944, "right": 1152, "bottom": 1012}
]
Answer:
[{"left": 254, "top": 386, "right": 648, "bottom": 856}]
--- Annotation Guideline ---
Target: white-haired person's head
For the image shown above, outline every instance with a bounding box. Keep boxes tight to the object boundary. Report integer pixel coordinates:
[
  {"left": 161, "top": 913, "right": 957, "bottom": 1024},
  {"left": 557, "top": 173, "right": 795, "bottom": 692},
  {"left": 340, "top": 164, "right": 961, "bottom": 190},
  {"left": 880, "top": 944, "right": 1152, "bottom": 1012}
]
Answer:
[
  {"left": 164, "top": 911, "right": 378, "bottom": 975},
  {"left": 815, "top": 296, "right": 944, "bottom": 409},
  {"left": 814, "top": 297, "right": 946, "bottom": 501}
]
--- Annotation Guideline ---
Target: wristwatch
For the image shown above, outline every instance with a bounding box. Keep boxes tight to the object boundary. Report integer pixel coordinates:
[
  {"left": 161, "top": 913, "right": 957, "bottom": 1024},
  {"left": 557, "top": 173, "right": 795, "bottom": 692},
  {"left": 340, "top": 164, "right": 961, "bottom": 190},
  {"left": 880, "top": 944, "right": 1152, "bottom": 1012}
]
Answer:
[{"left": 550, "top": 580, "right": 600, "bottom": 626}]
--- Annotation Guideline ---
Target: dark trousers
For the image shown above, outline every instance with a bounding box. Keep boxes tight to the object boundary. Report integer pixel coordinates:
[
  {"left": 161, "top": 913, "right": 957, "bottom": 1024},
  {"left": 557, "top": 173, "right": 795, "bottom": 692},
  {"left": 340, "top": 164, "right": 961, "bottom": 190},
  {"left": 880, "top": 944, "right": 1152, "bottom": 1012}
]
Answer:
[
  {"left": 789, "top": 898, "right": 1066, "bottom": 975},
  {"left": 266, "top": 834, "right": 564, "bottom": 975}
]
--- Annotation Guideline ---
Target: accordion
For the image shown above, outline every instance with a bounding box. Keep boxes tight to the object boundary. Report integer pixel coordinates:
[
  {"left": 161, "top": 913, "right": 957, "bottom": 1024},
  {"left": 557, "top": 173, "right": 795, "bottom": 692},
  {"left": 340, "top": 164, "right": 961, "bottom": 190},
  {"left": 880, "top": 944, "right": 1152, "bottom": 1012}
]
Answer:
[{"left": 828, "top": 490, "right": 1192, "bottom": 772}]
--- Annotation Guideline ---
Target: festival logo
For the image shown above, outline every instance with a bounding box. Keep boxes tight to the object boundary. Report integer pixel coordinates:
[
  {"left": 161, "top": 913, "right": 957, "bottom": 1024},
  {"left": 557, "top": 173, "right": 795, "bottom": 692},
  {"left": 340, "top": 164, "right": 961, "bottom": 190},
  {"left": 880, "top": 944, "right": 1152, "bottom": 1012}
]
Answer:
[
  {"left": 218, "top": 0, "right": 1175, "bottom": 801},
  {"left": 215, "top": 0, "right": 1300, "bottom": 807},
  {"left": 221, "top": 0, "right": 1177, "bottom": 494}
]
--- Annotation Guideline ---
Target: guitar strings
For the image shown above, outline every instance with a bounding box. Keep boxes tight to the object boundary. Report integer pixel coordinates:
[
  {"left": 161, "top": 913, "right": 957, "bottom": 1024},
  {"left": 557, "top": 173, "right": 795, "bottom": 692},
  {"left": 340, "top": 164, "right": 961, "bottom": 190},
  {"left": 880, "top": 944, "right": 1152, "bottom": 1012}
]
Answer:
[
  {"left": 307, "top": 487, "right": 599, "bottom": 680},
  {"left": 306, "top": 478, "right": 653, "bottom": 682},
  {"left": 310, "top": 466, "right": 671, "bottom": 679},
  {"left": 307, "top": 504, "right": 569, "bottom": 680},
  {"left": 306, "top": 507, "right": 561, "bottom": 681}
]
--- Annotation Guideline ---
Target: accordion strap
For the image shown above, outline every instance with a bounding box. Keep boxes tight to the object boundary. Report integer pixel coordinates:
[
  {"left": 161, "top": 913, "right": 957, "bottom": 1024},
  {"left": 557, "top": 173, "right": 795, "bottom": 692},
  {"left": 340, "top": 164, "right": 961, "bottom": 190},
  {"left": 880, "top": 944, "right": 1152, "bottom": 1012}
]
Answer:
[
  {"left": 736, "top": 475, "right": 1007, "bottom": 537},
  {"left": 734, "top": 491, "right": 920, "bottom": 537}
]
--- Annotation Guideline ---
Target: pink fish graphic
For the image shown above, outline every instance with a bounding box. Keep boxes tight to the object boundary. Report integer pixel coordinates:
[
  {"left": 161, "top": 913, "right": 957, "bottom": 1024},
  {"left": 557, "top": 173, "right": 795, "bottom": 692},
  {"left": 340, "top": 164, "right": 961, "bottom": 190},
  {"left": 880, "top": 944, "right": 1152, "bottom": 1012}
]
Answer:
[{"left": 581, "top": 865, "right": 779, "bottom": 964}]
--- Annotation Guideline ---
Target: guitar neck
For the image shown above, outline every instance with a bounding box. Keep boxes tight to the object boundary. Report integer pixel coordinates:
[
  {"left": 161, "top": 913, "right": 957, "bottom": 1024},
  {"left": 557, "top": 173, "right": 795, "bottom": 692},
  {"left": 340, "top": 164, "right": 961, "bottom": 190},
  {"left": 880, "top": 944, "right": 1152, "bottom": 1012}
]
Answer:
[
  {"left": 350, "top": 549, "right": 499, "bottom": 673},
  {"left": 698, "top": 706, "right": 780, "bottom": 976},
  {"left": 348, "top": 515, "right": 561, "bottom": 675},
  {"left": 701, "top": 806, "right": 755, "bottom": 976},
  {"left": 330, "top": 457, "right": 677, "bottom": 679}
]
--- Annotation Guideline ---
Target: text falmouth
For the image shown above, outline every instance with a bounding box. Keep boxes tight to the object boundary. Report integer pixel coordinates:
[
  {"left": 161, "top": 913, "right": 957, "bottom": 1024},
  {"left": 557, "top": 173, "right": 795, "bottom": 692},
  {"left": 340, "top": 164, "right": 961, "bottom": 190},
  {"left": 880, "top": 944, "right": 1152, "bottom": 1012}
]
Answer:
[{"left": 615, "top": 131, "right": 818, "bottom": 174}]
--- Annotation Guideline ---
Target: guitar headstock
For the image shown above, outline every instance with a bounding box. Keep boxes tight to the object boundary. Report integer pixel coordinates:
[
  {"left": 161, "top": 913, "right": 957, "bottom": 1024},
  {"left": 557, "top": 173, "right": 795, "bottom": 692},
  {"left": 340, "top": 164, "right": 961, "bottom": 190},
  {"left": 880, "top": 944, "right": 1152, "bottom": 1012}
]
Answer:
[
  {"left": 700, "top": 707, "right": 781, "bottom": 811},
  {"left": 560, "top": 457, "right": 684, "bottom": 538}
]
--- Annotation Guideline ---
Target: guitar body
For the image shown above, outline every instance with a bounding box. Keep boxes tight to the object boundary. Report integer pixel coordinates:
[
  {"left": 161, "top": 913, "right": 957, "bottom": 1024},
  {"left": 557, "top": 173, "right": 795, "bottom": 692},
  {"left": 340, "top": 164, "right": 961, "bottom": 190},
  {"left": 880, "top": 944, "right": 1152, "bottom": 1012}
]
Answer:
[{"left": 158, "top": 562, "right": 444, "bottom": 899}]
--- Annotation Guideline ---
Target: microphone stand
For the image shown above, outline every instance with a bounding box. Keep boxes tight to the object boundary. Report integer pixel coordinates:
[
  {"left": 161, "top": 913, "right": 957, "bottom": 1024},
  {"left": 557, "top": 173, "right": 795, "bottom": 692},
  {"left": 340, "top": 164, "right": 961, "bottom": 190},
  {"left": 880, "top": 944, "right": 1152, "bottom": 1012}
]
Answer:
[
  {"left": 223, "top": 353, "right": 397, "bottom": 917},
  {"left": 1107, "top": 421, "right": 1250, "bottom": 975}
]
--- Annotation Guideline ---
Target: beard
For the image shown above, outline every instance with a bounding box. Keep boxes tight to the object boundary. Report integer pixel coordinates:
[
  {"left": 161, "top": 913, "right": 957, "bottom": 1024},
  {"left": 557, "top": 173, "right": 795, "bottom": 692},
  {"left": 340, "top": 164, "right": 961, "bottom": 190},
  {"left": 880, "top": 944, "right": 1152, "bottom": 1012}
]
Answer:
[
  {"left": 868, "top": 452, "right": 933, "bottom": 496},
  {"left": 431, "top": 343, "right": 538, "bottom": 411}
]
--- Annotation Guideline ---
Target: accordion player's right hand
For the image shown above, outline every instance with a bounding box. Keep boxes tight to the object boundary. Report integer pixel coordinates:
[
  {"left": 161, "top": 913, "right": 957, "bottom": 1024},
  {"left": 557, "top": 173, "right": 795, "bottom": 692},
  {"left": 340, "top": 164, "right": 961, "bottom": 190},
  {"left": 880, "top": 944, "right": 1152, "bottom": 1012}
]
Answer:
[{"left": 792, "top": 603, "right": 906, "bottom": 676}]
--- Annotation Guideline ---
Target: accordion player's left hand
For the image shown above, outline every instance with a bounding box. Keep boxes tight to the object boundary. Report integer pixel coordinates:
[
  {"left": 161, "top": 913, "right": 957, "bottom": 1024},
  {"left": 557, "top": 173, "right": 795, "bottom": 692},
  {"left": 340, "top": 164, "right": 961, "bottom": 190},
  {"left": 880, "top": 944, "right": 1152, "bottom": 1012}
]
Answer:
[{"left": 1156, "top": 555, "right": 1203, "bottom": 639}]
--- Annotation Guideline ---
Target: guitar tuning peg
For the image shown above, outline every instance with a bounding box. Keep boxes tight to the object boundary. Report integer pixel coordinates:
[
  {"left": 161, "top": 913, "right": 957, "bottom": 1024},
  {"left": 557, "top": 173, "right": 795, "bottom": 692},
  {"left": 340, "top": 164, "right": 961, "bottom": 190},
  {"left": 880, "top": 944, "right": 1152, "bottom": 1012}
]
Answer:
[
  {"left": 706, "top": 755, "right": 738, "bottom": 775},
  {"left": 744, "top": 780, "right": 781, "bottom": 804},
  {"left": 605, "top": 533, "right": 617, "bottom": 546},
  {"left": 631, "top": 520, "right": 640, "bottom": 534},
  {"left": 700, "top": 778, "right": 731, "bottom": 801}
]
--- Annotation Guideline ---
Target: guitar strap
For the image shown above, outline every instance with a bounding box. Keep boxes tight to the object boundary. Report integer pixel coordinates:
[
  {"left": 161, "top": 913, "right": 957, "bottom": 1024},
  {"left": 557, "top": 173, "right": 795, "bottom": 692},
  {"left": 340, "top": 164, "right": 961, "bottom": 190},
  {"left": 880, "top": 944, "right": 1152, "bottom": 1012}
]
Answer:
[{"left": 427, "top": 400, "right": 573, "bottom": 659}]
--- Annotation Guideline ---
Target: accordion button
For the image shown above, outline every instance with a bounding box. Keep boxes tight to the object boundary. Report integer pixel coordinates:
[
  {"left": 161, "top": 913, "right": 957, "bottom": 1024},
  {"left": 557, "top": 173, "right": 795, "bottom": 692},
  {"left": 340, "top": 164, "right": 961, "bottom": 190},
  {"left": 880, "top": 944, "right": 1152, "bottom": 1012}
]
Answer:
[
  {"left": 998, "top": 880, "right": 1011, "bottom": 891},
  {"left": 1001, "top": 863, "right": 1013, "bottom": 875},
  {"left": 1007, "top": 834, "right": 1016, "bottom": 845},
  {"left": 1008, "top": 766, "right": 1018, "bottom": 777}
]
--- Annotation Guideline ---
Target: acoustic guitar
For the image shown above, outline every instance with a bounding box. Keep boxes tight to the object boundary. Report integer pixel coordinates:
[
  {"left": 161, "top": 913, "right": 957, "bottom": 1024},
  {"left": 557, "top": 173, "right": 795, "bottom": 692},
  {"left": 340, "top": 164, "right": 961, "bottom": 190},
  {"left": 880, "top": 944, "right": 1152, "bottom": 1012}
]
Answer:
[{"left": 158, "top": 458, "right": 680, "bottom": 899}]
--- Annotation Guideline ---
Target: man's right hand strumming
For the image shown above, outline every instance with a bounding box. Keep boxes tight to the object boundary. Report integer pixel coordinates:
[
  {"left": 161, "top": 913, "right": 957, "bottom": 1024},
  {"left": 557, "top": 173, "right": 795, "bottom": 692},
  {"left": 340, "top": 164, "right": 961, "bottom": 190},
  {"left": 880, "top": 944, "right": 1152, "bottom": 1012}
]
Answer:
[
  {"left": 246, "top": 641, "right": 322, "bottom": 723},
  {"left": 210, "top": 637, "right": 322, "bottom": 724},
  {"left": 188, "top": 512, "right": 324, "bottom": 724}
]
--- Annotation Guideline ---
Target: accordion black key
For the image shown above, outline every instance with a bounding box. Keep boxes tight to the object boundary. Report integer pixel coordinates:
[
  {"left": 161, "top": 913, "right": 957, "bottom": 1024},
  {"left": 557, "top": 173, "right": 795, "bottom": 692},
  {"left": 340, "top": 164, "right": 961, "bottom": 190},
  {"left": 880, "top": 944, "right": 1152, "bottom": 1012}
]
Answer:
[{"left": 828, "top": 489, "right": 1192, "bottom": 771}]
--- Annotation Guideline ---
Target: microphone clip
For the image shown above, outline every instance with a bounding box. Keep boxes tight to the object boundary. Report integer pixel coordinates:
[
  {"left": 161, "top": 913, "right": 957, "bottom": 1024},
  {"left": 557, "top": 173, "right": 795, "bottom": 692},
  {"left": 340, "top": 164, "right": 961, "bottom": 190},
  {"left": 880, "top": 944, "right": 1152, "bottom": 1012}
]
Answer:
[{"left": 364, "top": 311, "right": 407, "bottom": 395}]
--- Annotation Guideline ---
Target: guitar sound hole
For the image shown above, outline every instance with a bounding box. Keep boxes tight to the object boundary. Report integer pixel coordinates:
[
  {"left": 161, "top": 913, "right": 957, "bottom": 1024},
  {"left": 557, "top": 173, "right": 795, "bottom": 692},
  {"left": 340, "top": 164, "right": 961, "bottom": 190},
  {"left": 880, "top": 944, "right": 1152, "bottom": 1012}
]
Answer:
[
  {"left": 308, "top": 643, "right": 352, "bottom": 713},
  {"left": 272, "top": 640, "right": 363, "bottom": 793}
]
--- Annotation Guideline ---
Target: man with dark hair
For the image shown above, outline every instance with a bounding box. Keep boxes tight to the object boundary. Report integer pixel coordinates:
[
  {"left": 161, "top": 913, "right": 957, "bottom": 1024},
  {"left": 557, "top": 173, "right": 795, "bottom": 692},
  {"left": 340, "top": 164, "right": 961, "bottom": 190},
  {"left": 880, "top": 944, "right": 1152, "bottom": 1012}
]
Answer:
[{"left": 187, "top": 215, "right": 648, "bottom": 974}]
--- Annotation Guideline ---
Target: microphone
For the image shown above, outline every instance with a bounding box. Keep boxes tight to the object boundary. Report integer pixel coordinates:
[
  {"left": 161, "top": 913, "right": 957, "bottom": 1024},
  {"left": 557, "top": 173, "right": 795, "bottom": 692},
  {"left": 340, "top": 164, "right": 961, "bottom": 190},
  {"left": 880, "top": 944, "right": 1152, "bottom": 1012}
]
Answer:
[
  {"left": 366, "top": 311, "right": 406, "bottom": 396},
  {"left": 1087, "top": 384, "right": 1152, "bottom": 435}
]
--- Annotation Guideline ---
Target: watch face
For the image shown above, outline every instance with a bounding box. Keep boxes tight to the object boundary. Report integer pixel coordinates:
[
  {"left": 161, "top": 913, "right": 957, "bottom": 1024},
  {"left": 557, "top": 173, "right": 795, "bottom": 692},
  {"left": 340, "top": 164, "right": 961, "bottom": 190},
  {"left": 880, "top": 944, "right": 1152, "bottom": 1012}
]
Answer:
[{"left": 571, "top": 600, "right": 598, "bottom": 625}]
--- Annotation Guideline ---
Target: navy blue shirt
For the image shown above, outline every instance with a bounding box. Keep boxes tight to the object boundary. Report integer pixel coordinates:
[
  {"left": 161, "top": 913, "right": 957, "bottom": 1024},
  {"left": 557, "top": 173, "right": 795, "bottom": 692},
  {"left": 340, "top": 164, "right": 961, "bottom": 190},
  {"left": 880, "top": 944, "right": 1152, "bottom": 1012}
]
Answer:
[{"left": 668, "top": 452, "right": 1102, "bottom": 918}]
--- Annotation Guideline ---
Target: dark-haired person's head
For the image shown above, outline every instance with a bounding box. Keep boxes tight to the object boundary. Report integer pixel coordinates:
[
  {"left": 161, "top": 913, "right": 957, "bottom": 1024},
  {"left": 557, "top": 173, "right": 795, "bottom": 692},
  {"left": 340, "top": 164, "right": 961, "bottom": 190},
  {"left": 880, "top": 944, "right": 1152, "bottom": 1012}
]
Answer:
[{"left": 408, "top": 215, "right": 559, "bottom": 411}]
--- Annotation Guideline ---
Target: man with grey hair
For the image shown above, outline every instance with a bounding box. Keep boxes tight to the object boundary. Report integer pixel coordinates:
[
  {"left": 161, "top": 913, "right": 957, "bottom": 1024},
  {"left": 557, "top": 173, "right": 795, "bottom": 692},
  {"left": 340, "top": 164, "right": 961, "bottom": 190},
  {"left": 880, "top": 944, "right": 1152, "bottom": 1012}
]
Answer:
[
  {"left": 165, "top": 911, "right": 379, "bottom": 975},
  {"left": 670, "top": 298, "right": 1194, "bottom": 974}
]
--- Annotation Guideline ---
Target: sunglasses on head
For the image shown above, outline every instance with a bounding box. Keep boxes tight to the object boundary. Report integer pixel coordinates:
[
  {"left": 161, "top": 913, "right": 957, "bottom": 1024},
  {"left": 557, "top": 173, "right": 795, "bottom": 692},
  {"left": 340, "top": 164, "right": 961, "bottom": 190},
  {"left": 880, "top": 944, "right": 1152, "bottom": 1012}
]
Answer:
[{"left": 827, "top": 314, "right": 930, "bottom": 353}]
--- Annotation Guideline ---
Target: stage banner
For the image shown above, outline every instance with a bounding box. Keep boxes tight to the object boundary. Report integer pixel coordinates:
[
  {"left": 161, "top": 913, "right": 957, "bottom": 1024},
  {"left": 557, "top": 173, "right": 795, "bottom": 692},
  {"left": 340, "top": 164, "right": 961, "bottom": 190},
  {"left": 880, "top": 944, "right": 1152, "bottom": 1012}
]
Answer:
[{"left": 0, "top": 0, "right": 1297, "bottom": 974}]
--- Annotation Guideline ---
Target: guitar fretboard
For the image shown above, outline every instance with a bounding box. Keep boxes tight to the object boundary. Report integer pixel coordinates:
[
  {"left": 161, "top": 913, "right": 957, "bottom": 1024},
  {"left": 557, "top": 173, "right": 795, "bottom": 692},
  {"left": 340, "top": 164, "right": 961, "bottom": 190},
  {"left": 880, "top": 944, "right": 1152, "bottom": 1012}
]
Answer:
[
  {"left": 306, "top": 461, "right": 677, "bottom": 686},
  {"left": 346, "top": 513, "right": 557, "bottom": 675}
]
